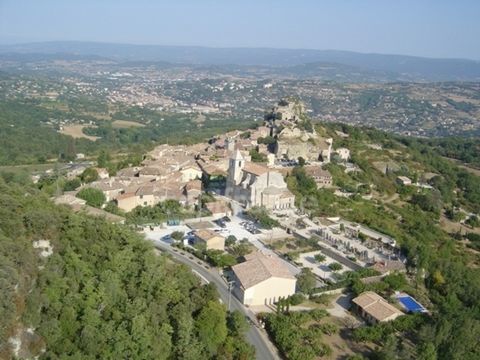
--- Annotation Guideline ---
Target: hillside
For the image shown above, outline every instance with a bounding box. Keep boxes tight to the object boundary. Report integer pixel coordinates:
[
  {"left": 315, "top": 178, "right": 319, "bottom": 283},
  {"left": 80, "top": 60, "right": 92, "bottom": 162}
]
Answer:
[
  {"left": 0, "top": 179, "right": 254, "bottom": 359},
  {"left": 1, "top": 95, "right": 480, "bottom": 359},
  {"left": 281, "top": 122, "right": 480, "bottom": 359},
  {"left": 2, "top": 41, "right": 480, "bottom": 81}
]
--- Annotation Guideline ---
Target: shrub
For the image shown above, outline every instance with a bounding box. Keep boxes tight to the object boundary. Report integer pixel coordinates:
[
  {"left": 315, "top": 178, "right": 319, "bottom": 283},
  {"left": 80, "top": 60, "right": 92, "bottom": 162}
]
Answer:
[
  {"left": 288, "top": 293, "right": 305, "bottom": 306},
  {"left": 328, "top": 262, "right": 343, "bottom": 272},
  {"left": 205, "top": 250, "right": 237, "bottom": 267},
  {"left": 296, "top": 268, "right": 316, "bottom": 294},
  {"left": 466, "top": 215, "right": 480, "bottom": 228},
  {"left": 171, "top": 231, "right": 184, "bottom": 241},
  {"left": 310, "top": 309, "right": 329, "bottom": 321},
  {"left": 76, "top": 187, "right": 105, "bottom": 207},
  {"left": 245, "top": 206, "right": 279, "bottom": 229},
  {"left": 80, "top": 167, "right": 99, "bottom": 183},
  {"left": 225, "top": 235, "right": 237, "bottom": 247},
  {"left": 310, "top": 294, "right": 330, "bottom": 305},
  {"left": 63, "top": 178, "right": 81, "bottom": 191}
]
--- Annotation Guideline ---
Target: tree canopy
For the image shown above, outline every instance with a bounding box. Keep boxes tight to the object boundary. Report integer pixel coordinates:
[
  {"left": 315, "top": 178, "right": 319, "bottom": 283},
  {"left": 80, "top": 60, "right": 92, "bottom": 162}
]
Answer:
[{"left": 0, "top": 178, "right": 254, "bottom": 359}]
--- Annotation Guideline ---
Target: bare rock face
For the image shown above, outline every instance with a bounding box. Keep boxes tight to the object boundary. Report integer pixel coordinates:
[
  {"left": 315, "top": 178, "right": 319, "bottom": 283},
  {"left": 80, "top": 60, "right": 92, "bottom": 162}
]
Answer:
[
  {"left": 277, "top": 141, "right": 319, "bottom": 161},
  {"left": 272, "top": 99, "right": 331, "bottom": 161}
]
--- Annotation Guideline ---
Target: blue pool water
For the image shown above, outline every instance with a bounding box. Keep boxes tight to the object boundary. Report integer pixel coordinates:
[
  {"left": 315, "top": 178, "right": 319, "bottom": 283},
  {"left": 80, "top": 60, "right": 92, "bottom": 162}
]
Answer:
[{"left": 398, "top": 296, "right": 425, "bottom": 313}]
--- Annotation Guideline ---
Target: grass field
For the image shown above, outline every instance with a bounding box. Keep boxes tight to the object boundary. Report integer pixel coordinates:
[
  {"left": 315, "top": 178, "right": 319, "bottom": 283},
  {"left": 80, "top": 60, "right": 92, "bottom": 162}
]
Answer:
[
  {"left": 60, "top": 124, "right": 100, "bottom": 141},
  {"left": 111, "top": 120, "right": 145, "bottom": 128}
]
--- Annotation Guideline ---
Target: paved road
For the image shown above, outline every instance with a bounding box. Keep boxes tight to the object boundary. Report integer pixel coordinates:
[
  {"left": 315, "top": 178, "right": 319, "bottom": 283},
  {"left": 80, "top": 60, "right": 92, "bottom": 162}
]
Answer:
[{"left": 150, "top": 239, "right": 280, "bottom": 360}]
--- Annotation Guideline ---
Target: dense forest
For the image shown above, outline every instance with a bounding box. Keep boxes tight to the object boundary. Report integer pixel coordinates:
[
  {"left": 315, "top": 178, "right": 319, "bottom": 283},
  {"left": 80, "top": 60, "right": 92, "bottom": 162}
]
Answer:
[
  {"left": 0, "top": 99, "right": 255, "bottom": 166},
  {"left": 418, "top": 136, "right": 480, "bottom": 168},
  {"left": 0, "top": 178, "right": 253, "bottom": 359}
]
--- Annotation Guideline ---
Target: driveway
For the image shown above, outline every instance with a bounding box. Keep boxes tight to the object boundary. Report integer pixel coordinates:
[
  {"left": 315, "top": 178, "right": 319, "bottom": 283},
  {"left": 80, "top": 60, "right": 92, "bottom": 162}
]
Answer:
[{"left": 327, "top": 293, "right": 354, "bottom": 318}]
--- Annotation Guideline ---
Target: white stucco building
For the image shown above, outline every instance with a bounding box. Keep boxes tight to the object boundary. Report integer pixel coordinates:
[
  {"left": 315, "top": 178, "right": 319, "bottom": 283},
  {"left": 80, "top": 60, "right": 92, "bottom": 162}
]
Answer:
[{"left": 232, "top": 251, "right": 297, "bottom": 306}]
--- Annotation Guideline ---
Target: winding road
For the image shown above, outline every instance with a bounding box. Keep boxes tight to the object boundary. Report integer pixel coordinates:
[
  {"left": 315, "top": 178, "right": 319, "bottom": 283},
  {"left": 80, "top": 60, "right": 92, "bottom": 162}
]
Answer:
[{"left": 150, "top": 239, "right": 280, "bottom": 360}]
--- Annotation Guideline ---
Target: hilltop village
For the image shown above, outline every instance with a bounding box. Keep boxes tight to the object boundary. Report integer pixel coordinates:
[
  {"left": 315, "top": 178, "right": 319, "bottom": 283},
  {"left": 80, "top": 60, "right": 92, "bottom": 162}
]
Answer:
[
  {"left": 60, "top": 99, "right": 347, "bottom": 213},
  {"left": 52, "top": 99, "right": 421, "bottom": 342},
  {"left": 8, "top": 97, "right": 480, "bottom": 359}
]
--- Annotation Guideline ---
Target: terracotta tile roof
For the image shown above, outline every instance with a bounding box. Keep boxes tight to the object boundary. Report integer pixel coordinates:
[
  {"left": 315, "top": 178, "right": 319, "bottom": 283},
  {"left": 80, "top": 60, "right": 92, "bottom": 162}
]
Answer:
[
  {"left": 205, "top": 201, "right": 230, "bottom": 214},
  {"left": 304, "top": 166, "right": 332, "bottom": 178},
  {"left": 116, "top": 167, "right": 140, "bottom": 177},
  {"left": 139, "top": 166, "right": 164, "bottom": 176},
  {"left": 232, "top": 251, "right": 295, "bottom": 289},
  {"left": 181, "top": 164, "right": 202, "bottom": 172},
  {"left": 370, "top": 261, "right": 406, "bottom": 274},
  {"left": 243, "top": 162, "right": 268, "bottom": 176},
  {"left": 196, "top": 229, "right": 223, "bottom": 242},
  {"left": 199, "top": 163, "right": 227, "bottom": 176},
  {"left": 116, "top": 192, "right": 135, "bottom": 200},
  {"left": 136, "top": 185, "right": 154, "bottom": 196},
  {"left": 352, "top": 291, "right": 404, "bottom": 322},
  {"left": 91, "top": 181, "right": 124, "bottom": 192},
  {"left": 185, "top": 179, "right": 202, "bottom": 191}
]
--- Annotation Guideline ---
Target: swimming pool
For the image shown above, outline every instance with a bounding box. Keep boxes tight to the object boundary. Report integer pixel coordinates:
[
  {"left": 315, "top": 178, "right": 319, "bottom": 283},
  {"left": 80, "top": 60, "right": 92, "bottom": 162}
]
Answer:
[{"left": 397, "top": 295, "right": 426, "bottom": 313}]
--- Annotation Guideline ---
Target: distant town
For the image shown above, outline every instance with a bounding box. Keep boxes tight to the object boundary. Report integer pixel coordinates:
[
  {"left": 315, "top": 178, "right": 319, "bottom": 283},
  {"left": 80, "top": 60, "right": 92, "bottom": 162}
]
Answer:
[{"left": 1, "top": 56, "right": 480, "bottom": 138}]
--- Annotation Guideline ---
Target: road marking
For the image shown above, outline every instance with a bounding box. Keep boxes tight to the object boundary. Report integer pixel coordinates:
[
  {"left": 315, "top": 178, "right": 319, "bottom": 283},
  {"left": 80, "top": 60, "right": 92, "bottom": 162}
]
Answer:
[{"left": 192, "top": 269, "right": 210, "bottom": 284}]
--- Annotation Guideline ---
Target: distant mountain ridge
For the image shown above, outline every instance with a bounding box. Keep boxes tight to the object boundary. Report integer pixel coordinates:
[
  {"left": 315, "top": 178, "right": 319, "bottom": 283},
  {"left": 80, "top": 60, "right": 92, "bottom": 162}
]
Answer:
[{"left": 1, "top": 41, "right": 480, "bottom": 81}]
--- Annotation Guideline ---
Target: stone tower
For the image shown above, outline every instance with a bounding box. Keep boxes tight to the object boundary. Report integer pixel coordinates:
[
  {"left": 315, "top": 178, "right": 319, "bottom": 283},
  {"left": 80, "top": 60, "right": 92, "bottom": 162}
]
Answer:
[
  {"left": 225, "top": 137, "right": 236, "bottom": 152},
  {"left": 225, "top": 149, "right": 244, "bottom": 198}
]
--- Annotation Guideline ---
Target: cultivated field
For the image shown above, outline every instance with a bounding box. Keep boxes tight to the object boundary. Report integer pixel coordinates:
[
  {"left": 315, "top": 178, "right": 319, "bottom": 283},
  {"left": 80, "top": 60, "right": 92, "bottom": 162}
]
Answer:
[
  {"left": 111, "top": 120, "right": 145, "bottom": 128},
  {"left": 59, "top": 124, "right": 100, "bottom": 141}
]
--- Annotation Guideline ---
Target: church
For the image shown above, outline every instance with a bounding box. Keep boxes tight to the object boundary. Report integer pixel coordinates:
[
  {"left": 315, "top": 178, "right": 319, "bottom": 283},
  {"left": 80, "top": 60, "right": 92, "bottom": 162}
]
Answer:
[{"left": 225, "top": 150, "right": 295, "bottom": 210}]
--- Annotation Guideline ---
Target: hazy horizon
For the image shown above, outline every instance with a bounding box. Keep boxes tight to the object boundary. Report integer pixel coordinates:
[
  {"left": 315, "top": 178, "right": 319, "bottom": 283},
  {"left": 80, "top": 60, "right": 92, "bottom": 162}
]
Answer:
[
  {"left": 1, "top": 0, "right": 480, "bottom": 60},
  {"left": 2, "top": 39, "right": 480, "bottom": 62}
]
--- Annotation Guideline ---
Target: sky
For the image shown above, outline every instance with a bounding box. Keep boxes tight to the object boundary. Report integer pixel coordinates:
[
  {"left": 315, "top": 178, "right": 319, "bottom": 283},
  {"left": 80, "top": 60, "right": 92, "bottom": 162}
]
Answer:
[{"left": 1, "top": 0, "right": 479, "bottom": 59}]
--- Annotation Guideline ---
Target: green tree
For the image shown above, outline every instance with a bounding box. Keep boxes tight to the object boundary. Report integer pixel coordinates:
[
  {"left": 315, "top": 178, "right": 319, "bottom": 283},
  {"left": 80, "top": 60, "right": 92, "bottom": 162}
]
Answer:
[
  {"left": 225, "top": 235, "right": 237, "bottom": 247},
  {"left": 97, "top": 150, "right": 111, "bottom": 168},
  {"left": 296, "top": 268, "right": 316, "bottom": 294},
  {"left": 418, "top": 342, "right": 437, "bottom": 360},
  {"left": 77, "top": 187, "right": 106, "bottom": 207},
  {"left": 63, "top": 178, "right": 81, "bottom": 191},
  {"left": 249, "top": 148, "right": 267, "bottom": 163},
  {"left": 328, "top": 262, "right": 343, "bottom": 272},
  {"left": 171, "top": 231, "right": 184, "bottom": 241},
  {"left": 205, "top": 250, "right": 237, "bottom": 267},
  {"left": 383, "top": 272, "right": 407, "bottom": 290},
  {"left": 227, "top": 310, "right": 249, "bottom": 337},
  {"left": 80, "top": 168, "right": 99, "bottom": 183},
  {"left": 245, "top": 206, "right": 279, "bottom": 229},
  {"left": 314, "top": 254, "right": 326, "bottom": 263},
  {"left": 466, "top": 215, "right": 479, "bottom": 228},
  {"left": 195, "top": 301, "right": 228, "bottom": 355}
]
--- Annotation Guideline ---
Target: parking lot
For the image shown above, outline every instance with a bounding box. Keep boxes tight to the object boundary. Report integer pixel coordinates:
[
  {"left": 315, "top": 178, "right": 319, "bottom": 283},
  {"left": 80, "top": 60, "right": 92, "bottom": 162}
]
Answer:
[{"left": 141, "top": 214, "right": 300, "bottom": 276}]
